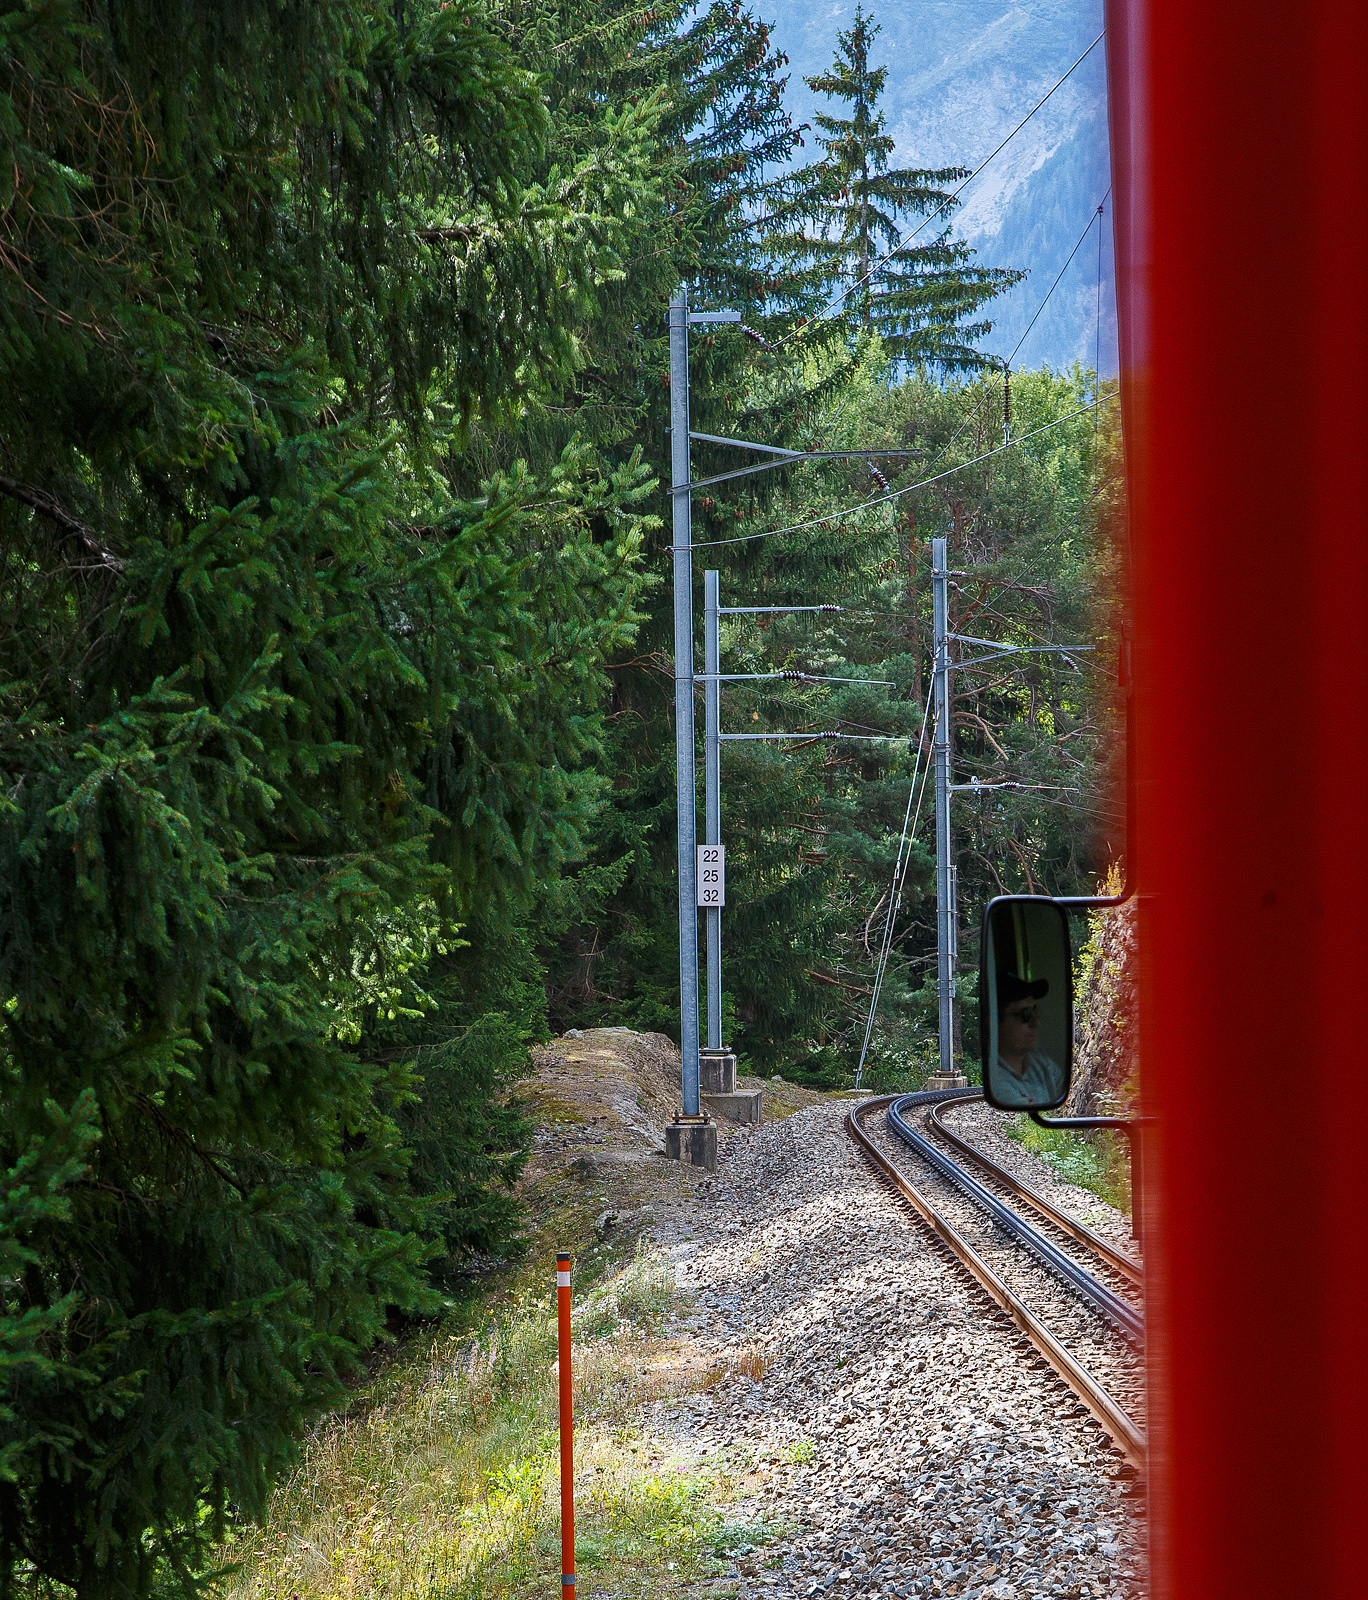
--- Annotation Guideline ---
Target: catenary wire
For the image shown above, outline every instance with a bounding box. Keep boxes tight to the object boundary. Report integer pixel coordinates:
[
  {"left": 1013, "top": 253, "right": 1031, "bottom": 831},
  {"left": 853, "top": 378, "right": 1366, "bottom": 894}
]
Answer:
[
  {"left": 677, "top": 402, "right": 1098, "bottom": 552},
  {"left": 855, "top": 727, "right": 929, "bottom": 1083},
  {"left": 855, "top": 683, "right": 936, "bottom": 1088},
  {"left": 856, "top": 747, "right": 934, "bottom": 1089},
  {"left": 685, "top": 122, "right": 1117, "bottom": 575},
  {"left": 684, "top": 201, "right": 1118, "bottom": 553},
  {"left": 694, "top": 184, "right": 1117, "bottom": 561},
  {"left": 1003, "top": 190, "right": 1111, "bottom": 372},
  {"left": 808, "top": 187, "right": 1112, "bottom": 471},
  {"left": 1095, "top": 198, "right": 1105, "bottom": 407}
]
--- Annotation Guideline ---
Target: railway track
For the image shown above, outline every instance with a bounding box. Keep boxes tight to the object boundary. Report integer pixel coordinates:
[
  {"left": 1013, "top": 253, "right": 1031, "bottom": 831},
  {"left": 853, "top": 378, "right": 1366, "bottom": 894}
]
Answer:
[
  {"left": 846, "top": 1089, "right": 1147, "bottom": 1469},
  {"left": 927, "top": 1093, "right": 1143, "bottom": 1281}
]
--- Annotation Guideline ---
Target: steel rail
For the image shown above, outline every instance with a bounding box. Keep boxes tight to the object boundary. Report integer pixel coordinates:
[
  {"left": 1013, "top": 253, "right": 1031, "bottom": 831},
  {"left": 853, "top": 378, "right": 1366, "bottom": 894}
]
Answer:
[
  {"left": 887, "top": 1096, "right": 1145, "bottom": 1346},
  {"left": 926, "top": 1093, "right": 1142, "bottom": 1288},
  {"left": 846, "top": 1095, "right": 1146, "bottom": 1469}
]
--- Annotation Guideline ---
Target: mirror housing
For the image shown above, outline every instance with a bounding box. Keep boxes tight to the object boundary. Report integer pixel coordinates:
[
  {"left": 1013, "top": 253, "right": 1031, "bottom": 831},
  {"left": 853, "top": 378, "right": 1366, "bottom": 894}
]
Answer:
[{"left": 979, "top": 896, "right": 1073, "bottom": 1111}]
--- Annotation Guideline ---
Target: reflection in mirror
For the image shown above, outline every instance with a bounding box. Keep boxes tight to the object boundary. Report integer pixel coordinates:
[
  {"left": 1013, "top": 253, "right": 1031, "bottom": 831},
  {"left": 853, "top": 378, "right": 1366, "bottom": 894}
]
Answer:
[{"left": 980, "top": 897, "right": 1072, "bottom": 1111}]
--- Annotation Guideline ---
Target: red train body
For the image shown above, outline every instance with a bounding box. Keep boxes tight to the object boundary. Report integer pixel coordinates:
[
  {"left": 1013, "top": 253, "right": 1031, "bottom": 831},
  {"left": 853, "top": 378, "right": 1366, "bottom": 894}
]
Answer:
[{"left": 1109, "top": 2, "right": 1368, "bottom": 1594}]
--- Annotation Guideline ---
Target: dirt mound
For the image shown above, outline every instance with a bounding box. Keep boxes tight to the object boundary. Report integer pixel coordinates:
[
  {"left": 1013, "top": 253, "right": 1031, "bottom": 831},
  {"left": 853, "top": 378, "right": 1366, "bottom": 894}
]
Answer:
[
  {"left": 513, "top": 1030, "right": 836, "bottom": 1211},
  {"left": 518, "top": 1028, "right": 684, "bottom": 1186}
]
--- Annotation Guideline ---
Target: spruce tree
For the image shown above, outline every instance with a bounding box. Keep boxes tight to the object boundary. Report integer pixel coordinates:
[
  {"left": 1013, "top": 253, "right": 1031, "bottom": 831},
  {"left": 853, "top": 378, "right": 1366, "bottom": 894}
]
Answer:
[
  {"left": 773, "top": 7, "right": 1022, "bottom": 370},
  {"left": 454, "top": 0, "right": 827, "bottom": 1042},
  {"left": 0, "top": 2, "right": 653, "bottom": 1592}
]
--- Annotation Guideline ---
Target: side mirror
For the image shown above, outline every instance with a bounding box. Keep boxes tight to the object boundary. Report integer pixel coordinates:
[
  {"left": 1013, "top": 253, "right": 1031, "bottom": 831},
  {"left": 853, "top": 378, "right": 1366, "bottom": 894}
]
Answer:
[{"left": 979, "top": 896, "right": 1073, "bottom": 1111}]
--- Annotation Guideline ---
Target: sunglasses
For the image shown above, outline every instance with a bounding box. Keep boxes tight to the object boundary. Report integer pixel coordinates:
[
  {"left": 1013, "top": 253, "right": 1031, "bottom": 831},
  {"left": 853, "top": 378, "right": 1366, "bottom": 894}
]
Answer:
[{"left": 1004, "top": 1005, "right": 1040, "bottom": 1024}]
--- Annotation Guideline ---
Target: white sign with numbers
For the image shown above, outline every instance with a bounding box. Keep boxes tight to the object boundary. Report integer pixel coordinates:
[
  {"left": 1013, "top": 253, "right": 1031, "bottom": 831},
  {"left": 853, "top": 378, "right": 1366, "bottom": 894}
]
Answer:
[{"left": 697, "top": 844, "right": 726, "bottom": 907}]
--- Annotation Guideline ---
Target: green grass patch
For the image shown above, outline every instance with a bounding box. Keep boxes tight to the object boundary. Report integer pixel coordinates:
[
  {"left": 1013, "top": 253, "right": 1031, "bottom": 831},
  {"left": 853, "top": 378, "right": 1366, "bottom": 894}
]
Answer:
[
  {"left": 219, "top": 1248, "right": 740, "bottom": 1600},
  {"left": 1006, "top": 1115, "right": 1132, "bottom": 1215}
]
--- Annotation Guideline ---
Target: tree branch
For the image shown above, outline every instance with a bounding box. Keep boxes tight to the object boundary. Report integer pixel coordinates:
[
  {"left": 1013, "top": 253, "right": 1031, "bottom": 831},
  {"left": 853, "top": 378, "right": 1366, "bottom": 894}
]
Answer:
[
  {"left": 0, "top": 475, "right": 125, "bottom": 572},
  {"left": 952, "top": 708, "right": 1009, "bottom": 759},
  {"left": 805, "top": 968, "right": 874, "bottom": 998}
]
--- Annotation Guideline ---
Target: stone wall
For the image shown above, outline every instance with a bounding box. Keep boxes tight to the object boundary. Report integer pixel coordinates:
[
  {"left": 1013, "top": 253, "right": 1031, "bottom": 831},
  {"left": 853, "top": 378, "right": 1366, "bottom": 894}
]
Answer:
[{"left": 1069, "top": 894, "right": 1139, "bottom": 1116}]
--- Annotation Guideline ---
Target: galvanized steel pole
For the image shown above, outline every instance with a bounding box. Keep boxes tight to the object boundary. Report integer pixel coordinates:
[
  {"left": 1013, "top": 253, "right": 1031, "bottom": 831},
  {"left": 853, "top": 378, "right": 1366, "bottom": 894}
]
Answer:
[
  {"left": 932, "top": 536, "right": 955, "bottom": 1080},
  {"left": 669, "top": 289, "right": 701, "bottom": 1117},
  {"left": 703, "top": 569, "right": 722, "bottom": 1051}
]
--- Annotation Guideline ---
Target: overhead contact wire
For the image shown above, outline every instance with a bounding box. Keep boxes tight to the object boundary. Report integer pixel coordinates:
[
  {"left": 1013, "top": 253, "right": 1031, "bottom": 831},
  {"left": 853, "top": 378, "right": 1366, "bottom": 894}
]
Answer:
[
  {"left": 680, "top": 403, "right": 1099, "bottom": 552},
  {"left": 799, "top": 189, "right": 1113, "bottom": 522},
  {"left": 1003, "top": 190, "right": 1111, "bottom": 373},
  {"left": 688, "top": 189, "right": 1115, "bottom": 563}
]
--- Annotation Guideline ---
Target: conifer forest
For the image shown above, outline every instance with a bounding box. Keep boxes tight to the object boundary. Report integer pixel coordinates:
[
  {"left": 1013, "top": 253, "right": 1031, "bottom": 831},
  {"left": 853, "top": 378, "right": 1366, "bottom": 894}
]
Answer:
[{"left": 0, "top": 3, "right": 1120, "bottom": 1593}]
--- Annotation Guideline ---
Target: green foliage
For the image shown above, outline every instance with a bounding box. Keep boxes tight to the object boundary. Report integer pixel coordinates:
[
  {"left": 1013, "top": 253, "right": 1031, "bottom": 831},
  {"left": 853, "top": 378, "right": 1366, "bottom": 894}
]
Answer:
[
  {"left": 0, "top": 1, "right": 653, "bottom": 1592},
  {"left": 854, "top": 1037, "right": 940, "bottom": 1094},
  {"left": 0, "top": 1091, "right": 111, "bottom": 1488},
  {"left": 394, "top": 1017, "right": 532, "bottom": 1271},
  {"left": 1006, "top": 1114, "right": 1131, "bottom": 1215},
  {"left": 363, "top": 914, "right": 550, "bottom": 1274}
]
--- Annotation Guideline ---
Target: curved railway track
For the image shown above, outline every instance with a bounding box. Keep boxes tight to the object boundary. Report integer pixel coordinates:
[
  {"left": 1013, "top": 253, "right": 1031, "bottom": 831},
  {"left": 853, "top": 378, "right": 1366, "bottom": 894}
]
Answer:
[
  {"left": 888, "top": 1095, "right": 1144, "bottom": 1344},
  {"left": 845, "top": 1089, "right": 1147, "bottom": 1469},
  {"left": 927, "top": 1093, "right": 1142, "bottom": 1285}
]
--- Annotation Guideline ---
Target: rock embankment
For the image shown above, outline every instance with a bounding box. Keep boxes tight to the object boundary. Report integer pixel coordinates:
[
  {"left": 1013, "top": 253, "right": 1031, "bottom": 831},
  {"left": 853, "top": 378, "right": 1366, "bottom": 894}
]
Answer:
[{"left": 1070, "top": 896, "right": 1138, "bottom": 1118}]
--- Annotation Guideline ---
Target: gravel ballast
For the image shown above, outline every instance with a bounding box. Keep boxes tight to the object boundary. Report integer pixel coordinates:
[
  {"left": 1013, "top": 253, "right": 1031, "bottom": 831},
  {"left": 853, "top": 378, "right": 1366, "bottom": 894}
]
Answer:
[{"left": 646, "top": 1100, "right": 1147, "bottom": 1599}]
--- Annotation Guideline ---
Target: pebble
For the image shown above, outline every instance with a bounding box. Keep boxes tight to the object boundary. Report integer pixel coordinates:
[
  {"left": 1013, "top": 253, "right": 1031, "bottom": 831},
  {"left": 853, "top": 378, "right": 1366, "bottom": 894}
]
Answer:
[{"left": 646, "top": 1103, "right": 1147, "bottom": 1599}]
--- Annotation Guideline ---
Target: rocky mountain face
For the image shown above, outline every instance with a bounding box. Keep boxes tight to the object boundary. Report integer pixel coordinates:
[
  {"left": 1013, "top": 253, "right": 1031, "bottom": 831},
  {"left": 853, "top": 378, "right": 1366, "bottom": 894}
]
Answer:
[
  {"left": 762, "top": 0, "right": 1116, "bottom": 373},
  {"left": 1069, "top": 897, "right": 1138, "bottom": 1118}
]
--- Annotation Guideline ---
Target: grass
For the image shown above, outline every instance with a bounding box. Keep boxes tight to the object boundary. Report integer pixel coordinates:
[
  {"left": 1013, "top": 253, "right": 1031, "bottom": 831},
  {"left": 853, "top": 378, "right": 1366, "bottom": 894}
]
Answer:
[
  {"left": 1007, "top": 1114, "right": 1132, "bottom": 1215},
  {"left": 218, "top": 1248, "right": 755, "bottom": 1600}
]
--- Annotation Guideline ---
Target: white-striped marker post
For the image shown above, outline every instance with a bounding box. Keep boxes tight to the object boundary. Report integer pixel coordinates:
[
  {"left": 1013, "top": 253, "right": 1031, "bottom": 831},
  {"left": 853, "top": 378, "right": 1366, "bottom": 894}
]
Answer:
[{"left": 557, "top": 1251, "right": 575, "bottom": 1598}]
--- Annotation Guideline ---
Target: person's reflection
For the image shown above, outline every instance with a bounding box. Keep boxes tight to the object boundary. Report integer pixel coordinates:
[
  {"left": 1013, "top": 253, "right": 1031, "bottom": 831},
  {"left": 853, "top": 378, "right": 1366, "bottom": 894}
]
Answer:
[{"left": 994, "top": 972, "right": 1065, "bottom": 1106}]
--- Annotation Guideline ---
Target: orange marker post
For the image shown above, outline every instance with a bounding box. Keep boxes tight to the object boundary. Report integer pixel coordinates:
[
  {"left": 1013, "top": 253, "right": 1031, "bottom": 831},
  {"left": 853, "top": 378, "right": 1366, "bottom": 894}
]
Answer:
[{"left": 556, "top": 1251, "right": 575, "bottom": 1599}]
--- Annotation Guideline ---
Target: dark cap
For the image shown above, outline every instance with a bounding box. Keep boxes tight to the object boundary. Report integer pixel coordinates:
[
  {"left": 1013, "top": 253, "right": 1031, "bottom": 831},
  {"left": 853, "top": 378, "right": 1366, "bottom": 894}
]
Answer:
[{"left": 998, "top": 971, "right": 1049, "bottom": 1009}]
